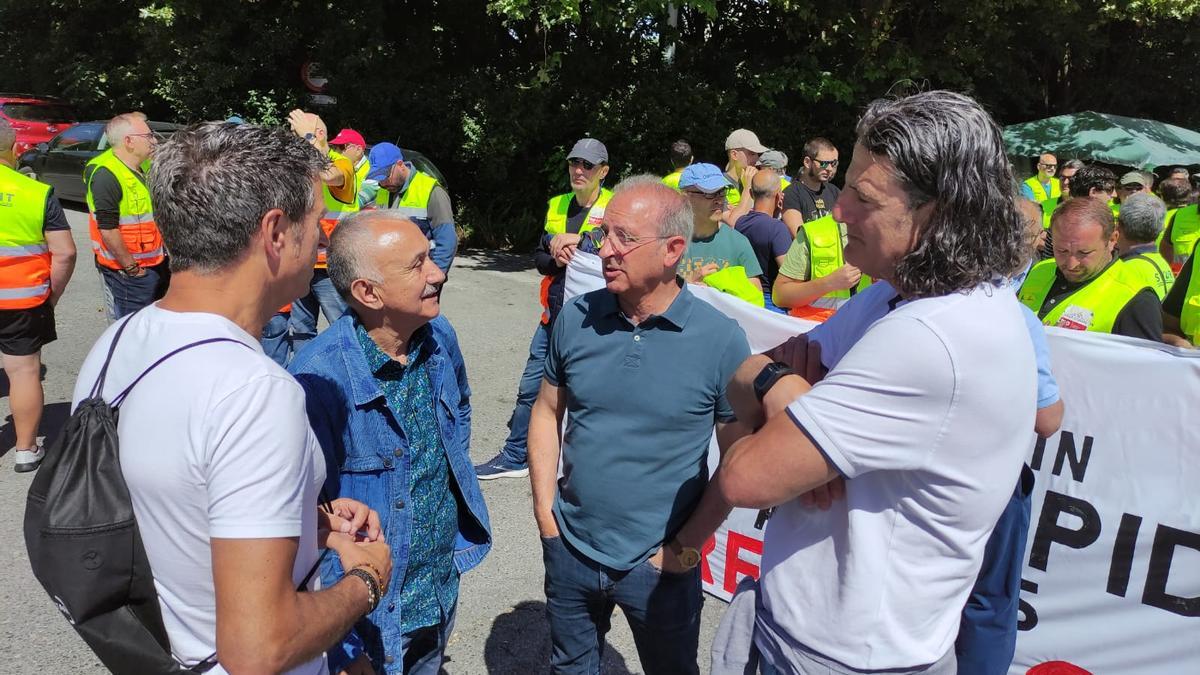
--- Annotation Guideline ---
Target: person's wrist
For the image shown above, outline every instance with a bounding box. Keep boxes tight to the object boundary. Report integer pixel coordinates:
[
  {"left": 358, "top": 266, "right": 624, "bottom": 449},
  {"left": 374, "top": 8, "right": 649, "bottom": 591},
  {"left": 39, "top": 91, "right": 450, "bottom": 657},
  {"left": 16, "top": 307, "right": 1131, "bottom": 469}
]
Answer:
[{"left": 344, "top": 567, "right": 381, "bottom": 614}]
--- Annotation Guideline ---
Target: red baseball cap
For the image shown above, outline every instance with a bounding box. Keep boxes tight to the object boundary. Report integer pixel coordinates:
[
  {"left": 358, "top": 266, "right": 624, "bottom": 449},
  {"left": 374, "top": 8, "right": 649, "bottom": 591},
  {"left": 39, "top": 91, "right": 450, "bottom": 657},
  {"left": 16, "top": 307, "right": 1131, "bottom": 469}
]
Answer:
[{"left": 329, "top": 128, "right": 365, "bottom": 147}]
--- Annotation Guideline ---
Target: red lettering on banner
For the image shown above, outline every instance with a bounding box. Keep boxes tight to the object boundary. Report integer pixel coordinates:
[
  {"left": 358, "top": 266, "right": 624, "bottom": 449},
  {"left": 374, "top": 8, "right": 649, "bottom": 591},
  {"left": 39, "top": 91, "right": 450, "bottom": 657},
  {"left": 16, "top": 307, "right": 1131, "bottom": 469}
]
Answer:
[
  {"left": 724, "top": 531, "right": 763, "bottom": 594},
  {"left": 700, "top": 535, "right": 717, "bottom": 585}
]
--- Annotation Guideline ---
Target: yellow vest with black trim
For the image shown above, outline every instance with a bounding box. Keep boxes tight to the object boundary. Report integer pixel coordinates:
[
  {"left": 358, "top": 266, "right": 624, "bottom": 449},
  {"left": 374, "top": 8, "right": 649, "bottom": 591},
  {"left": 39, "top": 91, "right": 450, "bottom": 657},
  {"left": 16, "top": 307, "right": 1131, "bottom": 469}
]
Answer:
[
  {"left": 0, "top": 165, "right": 52, "bottom": 310},
  {"left": 316, "top": 149, "right": 360, "bottom": 268},
  {"left": 539, "top": 189, "right": 612, "bottom": 323},
  {"left": 1018, "top": 258, "right": 1148, "bottom": 333},
  {"left": 662, "top": 170, "right": 683, "bottom": 191},
  {"left": 85, "top": 149, "right": 164, "bottom": 270},
  {"left": 1120, "top": 251, "right": 1174, "bottom": 300},
  {"left": 803, "top": 215, "right": 871, "bottom": 309},
  {"left": 1177, "top": 250, "right": 1200, "bottom": 345},
  {"left": 1169, "top": 204, "right": 1200, "bottom": 269}
]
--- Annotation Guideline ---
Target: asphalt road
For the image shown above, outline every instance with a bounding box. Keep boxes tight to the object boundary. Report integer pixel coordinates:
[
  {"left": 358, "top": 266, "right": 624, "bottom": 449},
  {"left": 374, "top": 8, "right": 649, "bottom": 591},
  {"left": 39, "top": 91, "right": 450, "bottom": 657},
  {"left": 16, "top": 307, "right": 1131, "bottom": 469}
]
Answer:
[{"left": 0, "top": 207, "right": 726, "bottom": 674}]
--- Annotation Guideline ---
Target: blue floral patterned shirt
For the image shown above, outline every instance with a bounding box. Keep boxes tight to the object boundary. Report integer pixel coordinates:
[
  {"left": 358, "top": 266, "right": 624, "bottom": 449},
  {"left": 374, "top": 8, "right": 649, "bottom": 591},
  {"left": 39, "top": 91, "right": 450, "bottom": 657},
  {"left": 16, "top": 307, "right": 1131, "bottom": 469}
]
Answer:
[{"left": 355, "top": 323, "right": 459, "bottom": 631}]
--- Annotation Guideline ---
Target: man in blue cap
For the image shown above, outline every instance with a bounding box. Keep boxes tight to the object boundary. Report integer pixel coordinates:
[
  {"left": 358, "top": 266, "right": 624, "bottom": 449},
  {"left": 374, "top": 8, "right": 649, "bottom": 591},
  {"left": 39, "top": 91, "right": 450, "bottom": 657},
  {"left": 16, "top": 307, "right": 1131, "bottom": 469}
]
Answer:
[
  {"left": 677, "top": 163, "right": 762, "bottom": 295},
  {"left": 366, "top": 142, "right": 458, "bottom": 274},
  {"left": 475, "top": 137, "right": 611, "bottom": 480}
]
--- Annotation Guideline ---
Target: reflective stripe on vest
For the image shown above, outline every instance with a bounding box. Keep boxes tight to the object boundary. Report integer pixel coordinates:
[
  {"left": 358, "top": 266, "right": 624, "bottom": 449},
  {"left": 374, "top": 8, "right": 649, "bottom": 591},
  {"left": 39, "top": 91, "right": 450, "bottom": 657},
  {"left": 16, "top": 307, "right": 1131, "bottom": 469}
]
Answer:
[
  {"left": 355, "top": 158, "right": 370, "bottom": 189},
  {"left": 803, "top": 214, "right": 871, "bottom": 309},
  {"left": 1169, "top": 204, "right": 1200, "bottom": 271},
  {"left": 1018, "top": 258, "right": 1148, "bottom": 333},
  {"left": 85, "top": 149, "right": 164, "bottom": 270},
  {"left": 540, "top": 189, "right": 613, "bottom": 323},
  {"left": 316, "top": 149, "right": 361, "bottom": 268},
  {"left": 0, "top": 164, "right": 53, "bottom": 309},
  {"left": 1178, "top": 250, "right": 1200, "bottom": 344},
  {"left": 1120, "top": 252, "right": 1174, "bottom": 300}
]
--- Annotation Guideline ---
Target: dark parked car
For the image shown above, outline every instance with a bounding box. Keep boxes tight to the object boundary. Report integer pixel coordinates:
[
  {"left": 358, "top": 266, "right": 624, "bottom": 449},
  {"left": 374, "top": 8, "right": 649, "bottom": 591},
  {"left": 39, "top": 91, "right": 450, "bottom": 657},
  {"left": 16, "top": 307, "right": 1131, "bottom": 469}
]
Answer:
[{"left": 18, "top": 120, "right": 182, "bottom": 203}]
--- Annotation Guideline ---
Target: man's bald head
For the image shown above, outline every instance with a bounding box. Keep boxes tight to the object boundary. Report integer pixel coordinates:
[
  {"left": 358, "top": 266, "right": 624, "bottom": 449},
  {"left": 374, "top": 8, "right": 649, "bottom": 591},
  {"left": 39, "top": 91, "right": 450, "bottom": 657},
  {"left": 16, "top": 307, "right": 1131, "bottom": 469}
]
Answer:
[
  {"left": 749, "top": 170, "right": 781, "bottom": 201},
  {"left": 328, "top": 211, "right": 424, "bottom": 299}
]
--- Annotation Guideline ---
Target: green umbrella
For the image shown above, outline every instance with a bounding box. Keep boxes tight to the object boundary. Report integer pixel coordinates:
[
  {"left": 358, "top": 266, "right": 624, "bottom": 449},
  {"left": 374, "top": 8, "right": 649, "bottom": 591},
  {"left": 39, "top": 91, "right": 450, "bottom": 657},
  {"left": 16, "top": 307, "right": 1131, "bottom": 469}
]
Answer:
[{"left": 1003, "top": 111, "right": 1200, "bottom": 170}]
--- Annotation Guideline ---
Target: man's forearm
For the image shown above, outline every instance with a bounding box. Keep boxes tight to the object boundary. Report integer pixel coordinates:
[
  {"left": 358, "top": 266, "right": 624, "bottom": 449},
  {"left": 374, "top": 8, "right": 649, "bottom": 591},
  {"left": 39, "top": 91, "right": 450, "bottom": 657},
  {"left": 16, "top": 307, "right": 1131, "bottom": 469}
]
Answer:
[
  {"left": 674, "top": 420, "right": 752, "bottom": 548},
  {"left": 773, "top": 274, "right": 835, "bottom": 309},
  {"left": 98, "top": 228, "right": 137, "bottom": 268},
  {"left": 527, "top": 401, "right": 562, "bottom": 533},
  {"left": 221, "top": 575, "right": 370, "bottom": 673}
]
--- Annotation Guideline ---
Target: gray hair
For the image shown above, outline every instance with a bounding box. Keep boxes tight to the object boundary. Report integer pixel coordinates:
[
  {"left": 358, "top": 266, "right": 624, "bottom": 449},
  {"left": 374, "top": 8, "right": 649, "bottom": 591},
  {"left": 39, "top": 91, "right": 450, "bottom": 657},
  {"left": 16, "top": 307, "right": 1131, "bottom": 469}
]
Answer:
[
  {"left": 1118, "top": 192, "right": 1166, "bottom": 244},
  {"left": 855, "top": 90, "right": 1026, "bottom": 297},
  {"left": 1061, "top": 159, "right": 1085, "bottom": 173},
  {"left": 104, "top": 112, "right": 147, "bottom": 147},
  {"left": 0, "top": 118, "right": 14, "bottom": 152},
  {"left": 327, "top": 210, "right": 403, "bottom": 300},
  {"left": 149, "top": 122, "right": 328, "bottom": 273},
  {"left": 611, "top": 174, "right": 693, "bottom": 242}
]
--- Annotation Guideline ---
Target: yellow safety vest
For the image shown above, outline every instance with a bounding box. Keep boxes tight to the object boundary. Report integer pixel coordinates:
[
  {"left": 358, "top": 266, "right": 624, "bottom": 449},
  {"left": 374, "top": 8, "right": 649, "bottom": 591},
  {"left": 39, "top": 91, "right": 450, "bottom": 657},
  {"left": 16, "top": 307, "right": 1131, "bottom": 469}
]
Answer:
[
  {"left": 1120, "top": 251, "right": 1174, "bottom": 300},
  {"left": 355, "top": 157, "right": 370, "bottom": 191},
  {"left": 1168, "top": 204, "right": 1200, "bottom": 269},
  {"left": 0, "top": 165, "right": 52, "bottom": 310},
  {"left": 1024, "top": 176, "right": 1062, "bottom": 230},
  {"left": 316, "top": 149, "right": 360, "bottom": 268},
  {"left": 1178, "top": 250, "right": 1200, "bottom": 345},
  {"left": 662, "top": 170, "right": 683, "bottom": 191},
  {"left": 780, "top": 176, "right": 791, "bottom": 192},
  {"left": 84, "top": 149, "right": 164, "bottom": 270},
  {"left": 1018, "top": 258, "right": 1148, "bottom": 333},
  {"left": 540, "top": 189, "right": 612, "bottom": 323},
  {"left": 390, "top": 171, "right": 439, "bottom": 222},
  {"left": 803, "top": 214, "right": 872, "bottom": 309}
]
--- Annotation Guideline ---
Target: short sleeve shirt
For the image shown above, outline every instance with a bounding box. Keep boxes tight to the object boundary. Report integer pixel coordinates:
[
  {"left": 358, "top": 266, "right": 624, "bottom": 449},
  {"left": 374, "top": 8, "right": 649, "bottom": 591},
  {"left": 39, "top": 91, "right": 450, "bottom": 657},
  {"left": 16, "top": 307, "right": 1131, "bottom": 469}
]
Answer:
[
  {"left": 759, "top": 281, "right": 1037, "bottom": 669},
  {"left": 781, "top": 181, "right": 840, "bottom": 222},
  {"left": 544, "top": 284, "right": 750, "bottom": 570},
  {"left": 678, "top": 226, "right": 762, "bottom": 281},
  {"left": 733, "top": 211, "right": 794, "bottom": 288}
]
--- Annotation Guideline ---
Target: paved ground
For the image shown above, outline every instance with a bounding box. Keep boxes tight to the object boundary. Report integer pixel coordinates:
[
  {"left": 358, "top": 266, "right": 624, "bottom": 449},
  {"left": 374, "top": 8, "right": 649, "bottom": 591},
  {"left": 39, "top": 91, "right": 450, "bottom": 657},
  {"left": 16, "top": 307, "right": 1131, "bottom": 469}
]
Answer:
[{"left": 0, "top": 207, "right": 726, "bottom": 674}]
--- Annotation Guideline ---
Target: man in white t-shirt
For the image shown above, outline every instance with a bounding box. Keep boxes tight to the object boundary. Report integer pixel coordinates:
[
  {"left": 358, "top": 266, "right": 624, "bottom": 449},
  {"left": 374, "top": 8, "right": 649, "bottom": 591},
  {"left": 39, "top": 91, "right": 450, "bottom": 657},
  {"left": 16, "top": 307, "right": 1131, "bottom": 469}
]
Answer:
[
  {"left": 72, "top": 122, "right": 393, "bottom": 674},
  {"left": 712, "top": 91, "right": 1037, "bottom": 674}
]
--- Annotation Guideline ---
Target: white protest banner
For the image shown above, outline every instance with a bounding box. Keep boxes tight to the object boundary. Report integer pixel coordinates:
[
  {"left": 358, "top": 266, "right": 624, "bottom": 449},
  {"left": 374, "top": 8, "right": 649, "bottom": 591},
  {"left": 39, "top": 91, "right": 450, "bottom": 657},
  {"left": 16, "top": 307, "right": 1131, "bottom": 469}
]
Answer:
[{"left": 565, "top": 251, "right": 1200, "bottom": 674}]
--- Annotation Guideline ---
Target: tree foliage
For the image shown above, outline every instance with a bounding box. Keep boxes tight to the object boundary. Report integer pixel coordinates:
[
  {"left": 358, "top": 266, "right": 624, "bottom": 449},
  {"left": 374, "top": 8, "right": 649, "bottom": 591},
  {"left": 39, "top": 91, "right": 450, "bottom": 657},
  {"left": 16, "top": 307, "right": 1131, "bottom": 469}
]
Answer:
[{"left": 2, "top": 0, "right": 1197, "bottom": 248}]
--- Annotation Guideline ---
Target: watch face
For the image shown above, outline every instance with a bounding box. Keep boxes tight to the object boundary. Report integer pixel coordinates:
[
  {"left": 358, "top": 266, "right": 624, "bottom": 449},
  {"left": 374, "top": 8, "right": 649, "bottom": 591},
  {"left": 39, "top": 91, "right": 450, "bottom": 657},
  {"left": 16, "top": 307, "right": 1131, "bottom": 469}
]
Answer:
[{"left": 679, "top": 548, "right": 702, "bottom": 569}]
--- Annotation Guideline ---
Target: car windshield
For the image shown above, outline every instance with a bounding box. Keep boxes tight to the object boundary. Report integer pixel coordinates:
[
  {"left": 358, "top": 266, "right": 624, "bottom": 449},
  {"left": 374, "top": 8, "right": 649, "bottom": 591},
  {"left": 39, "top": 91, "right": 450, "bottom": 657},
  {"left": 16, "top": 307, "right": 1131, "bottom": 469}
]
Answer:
[{"left": 2, "top": 103, "right": 79, "bottom": 123}]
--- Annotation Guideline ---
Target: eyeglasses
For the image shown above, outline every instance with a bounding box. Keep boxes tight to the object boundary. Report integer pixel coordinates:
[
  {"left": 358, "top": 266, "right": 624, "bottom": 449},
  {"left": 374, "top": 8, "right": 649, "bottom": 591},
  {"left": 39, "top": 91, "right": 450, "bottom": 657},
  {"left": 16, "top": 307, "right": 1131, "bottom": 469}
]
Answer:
[
  {"left": 683, "top": 189, "right": 726, "bottom": 202},
  {"left": 568, "top": 158, "right": 597, "bottom": 171},
  {"left": 127, "top": 132, "right": 162, "bottom": 143},
  {"left": 585, "top": 226, "right": 673, "bottom": 253},
  {"left": 1038, "top": 163, "right": 1057, "bottom": 169},
  {"left": 811, "top": 158, "right": 839, "bottom": 170}
]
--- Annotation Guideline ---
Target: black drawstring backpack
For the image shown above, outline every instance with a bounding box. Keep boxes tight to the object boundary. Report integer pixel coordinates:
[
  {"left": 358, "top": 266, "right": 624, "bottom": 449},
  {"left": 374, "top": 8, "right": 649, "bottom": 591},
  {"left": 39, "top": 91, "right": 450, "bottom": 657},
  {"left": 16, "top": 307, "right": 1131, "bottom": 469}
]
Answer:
[{"left": 24, "top": 315, "right": 240, "bottom": 674}]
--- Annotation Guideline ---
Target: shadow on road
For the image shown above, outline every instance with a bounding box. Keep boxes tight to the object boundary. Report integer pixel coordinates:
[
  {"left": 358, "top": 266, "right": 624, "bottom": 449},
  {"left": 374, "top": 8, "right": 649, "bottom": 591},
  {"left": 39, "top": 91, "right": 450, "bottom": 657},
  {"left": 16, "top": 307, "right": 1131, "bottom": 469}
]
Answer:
[
  {"left": 461, "top": 248, "right": 536, "bottom": 273},
  {"left": 483, "top": 600, "right": 635, "bottom": 674},
  {"left": 0, "top": 401, "right": 72, "bottom": 459}
]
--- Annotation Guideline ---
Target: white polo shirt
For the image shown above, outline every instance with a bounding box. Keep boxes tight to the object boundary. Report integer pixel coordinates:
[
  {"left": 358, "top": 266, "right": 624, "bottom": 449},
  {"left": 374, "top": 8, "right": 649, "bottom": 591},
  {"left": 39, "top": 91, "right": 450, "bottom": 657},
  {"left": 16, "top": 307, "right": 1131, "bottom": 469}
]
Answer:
[{"left": 757, "top": 280, "right": 1036, "bottom": 670}]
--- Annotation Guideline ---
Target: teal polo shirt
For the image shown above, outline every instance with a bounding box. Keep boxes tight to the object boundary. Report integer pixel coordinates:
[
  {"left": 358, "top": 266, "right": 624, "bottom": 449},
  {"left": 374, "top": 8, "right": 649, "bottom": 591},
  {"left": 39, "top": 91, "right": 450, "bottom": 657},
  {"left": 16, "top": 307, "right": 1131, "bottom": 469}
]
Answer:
[{"left": 545, "top": 282, "right": 750, "bottom": 570}]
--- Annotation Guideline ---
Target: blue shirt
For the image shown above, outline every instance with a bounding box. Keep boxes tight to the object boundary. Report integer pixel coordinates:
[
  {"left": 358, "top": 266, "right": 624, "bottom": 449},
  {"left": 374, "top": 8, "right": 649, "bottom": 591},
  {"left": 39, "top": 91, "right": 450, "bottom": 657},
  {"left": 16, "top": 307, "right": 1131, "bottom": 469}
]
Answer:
[
  {"left": 545, "top": 283, "right": 750, "bottom": 570},
  {"left": 289, "top": 313, "right": 491, "bottom": 671},
  {"left": 353, "top": 324, "right": 458, "bottom": 633}
]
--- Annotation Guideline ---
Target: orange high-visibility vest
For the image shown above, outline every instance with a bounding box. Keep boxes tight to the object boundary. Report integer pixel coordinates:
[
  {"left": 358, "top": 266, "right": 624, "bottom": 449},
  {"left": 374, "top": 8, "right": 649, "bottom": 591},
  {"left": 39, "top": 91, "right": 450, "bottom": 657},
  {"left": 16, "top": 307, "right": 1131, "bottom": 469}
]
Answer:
[
  {"left": 0, "top": 164, "right": 52, "bottom": 310},
  {"left": 84, "top": 150, "right": 164, "bottom": 270}
]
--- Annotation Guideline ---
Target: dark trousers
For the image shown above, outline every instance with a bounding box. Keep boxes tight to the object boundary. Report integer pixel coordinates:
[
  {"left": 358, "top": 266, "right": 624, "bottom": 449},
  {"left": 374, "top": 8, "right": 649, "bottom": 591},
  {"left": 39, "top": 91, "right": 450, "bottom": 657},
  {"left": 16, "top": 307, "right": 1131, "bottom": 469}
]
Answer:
[
  {"left": 955, "top": 464, "right": 1035, "bottom": 674},
  {"left": 98, "top": 262, "right": 169, "bottom": 321},
  {"left": 541, "top": 534, "right": 702, "bottom": 675}
]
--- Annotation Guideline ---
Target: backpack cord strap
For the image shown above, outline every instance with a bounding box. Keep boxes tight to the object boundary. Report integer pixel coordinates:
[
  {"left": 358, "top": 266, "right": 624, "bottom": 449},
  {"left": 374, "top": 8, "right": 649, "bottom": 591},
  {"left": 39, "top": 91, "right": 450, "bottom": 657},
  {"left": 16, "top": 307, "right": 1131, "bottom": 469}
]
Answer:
[
  {"left": 88, "top": 313, "right": 140, "bottom": 399},
  {"left": 111, "top": 338, "right": 250, "bottom": 409}
]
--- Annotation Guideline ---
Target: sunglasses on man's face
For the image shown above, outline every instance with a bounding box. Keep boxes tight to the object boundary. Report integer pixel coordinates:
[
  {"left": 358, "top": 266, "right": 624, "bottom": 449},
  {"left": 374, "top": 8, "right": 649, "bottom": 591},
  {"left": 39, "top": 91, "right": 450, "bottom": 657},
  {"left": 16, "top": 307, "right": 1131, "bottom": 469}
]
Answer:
[
  {"left": 568, "top": 158, "right": 596, "bottom": 171},
  {"left": 1039, "top": 163, "right": 1057, "bottom": 169},
  {"left": 811, "top": 158, "right": 839, "bottom": 170}
]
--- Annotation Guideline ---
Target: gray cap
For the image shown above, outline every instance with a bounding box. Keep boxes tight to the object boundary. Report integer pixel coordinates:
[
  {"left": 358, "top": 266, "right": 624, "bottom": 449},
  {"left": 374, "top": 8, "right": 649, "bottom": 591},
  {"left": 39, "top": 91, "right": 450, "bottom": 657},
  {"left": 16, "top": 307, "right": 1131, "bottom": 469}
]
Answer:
[
  {"left": 568, "top": 138, "right": 608, "bottom": 165},
  {"left": 757, "top": 150, "right": 788, "bottom": 170},
  {"left": 1119, "top": 171, "right": 1150, "bottom": 188}
]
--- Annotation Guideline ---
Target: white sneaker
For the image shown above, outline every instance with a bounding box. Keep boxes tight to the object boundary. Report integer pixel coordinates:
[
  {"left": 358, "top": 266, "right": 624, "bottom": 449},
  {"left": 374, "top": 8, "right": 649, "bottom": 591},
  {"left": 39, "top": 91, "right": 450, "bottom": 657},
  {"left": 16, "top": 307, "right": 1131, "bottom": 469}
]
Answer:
[{"left": 14, "top": 444, "right": 45, "bottom": 473}]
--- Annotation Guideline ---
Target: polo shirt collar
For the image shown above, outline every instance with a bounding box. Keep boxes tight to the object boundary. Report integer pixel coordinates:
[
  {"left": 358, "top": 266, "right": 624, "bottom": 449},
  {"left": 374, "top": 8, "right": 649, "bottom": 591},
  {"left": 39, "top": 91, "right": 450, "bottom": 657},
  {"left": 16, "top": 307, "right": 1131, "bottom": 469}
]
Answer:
[{"left": 596, "top": 278, "right": 694, "bottom": 330}]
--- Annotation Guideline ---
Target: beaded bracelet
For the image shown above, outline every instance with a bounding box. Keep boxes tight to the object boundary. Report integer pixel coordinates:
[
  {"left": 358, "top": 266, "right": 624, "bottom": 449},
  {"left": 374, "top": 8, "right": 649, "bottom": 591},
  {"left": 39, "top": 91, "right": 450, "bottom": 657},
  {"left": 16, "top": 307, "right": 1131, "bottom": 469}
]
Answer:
[
  {"left": 345, "top": 567, "right": 381, "bottom": 613},
  {"left": 355, "top": 562, "right": 388, "bottom": 594}
]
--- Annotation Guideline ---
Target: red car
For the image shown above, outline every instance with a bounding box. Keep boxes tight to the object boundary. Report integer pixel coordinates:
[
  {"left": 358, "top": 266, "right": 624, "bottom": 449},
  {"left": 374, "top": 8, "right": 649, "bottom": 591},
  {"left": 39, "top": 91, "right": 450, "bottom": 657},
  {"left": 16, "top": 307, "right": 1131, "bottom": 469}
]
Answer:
[{"left": 0, "top": 93, "right": 79, "bottom": 156}]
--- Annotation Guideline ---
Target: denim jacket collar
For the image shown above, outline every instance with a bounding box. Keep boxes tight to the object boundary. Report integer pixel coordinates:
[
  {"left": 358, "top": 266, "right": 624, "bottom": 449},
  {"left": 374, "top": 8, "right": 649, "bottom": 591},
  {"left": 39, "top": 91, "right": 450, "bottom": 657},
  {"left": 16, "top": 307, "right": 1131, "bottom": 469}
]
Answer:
[{"left": 338, "top": 314, "right": 439, "bottom": 408}]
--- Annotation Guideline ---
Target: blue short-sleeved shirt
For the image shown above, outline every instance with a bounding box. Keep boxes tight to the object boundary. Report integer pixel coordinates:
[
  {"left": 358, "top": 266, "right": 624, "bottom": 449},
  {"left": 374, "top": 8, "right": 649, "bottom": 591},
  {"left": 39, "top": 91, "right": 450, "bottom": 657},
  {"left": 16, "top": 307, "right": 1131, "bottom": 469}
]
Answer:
[{"left": 545, "top": 283, "right": 750, "bottom": 570}]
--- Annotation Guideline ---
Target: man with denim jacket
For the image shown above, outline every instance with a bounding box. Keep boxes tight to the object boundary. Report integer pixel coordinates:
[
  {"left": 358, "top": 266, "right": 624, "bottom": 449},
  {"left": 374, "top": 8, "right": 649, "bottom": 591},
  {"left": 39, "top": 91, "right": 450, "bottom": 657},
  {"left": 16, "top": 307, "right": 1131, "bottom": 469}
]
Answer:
[{"left": 290, "top": 210, "right": 491, "bottom": 674}]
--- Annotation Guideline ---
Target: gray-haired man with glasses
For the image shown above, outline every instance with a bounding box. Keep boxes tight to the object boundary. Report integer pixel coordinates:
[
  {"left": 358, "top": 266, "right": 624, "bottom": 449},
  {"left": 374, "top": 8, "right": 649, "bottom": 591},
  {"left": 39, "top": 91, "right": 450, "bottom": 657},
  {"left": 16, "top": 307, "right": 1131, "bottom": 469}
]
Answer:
[{"left": 529, "top": 176, "right": 751, "bottom": 673}]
